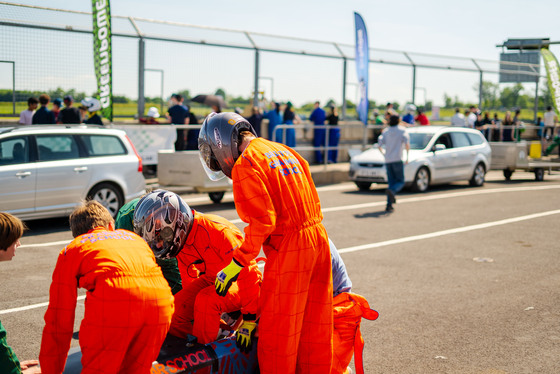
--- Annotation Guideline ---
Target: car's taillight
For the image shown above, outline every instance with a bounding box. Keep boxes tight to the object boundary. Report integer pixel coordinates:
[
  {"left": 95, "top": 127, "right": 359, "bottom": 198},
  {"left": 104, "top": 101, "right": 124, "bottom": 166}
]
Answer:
[{"left": 125, "top": 135, "right": 143, "bottom": 172}]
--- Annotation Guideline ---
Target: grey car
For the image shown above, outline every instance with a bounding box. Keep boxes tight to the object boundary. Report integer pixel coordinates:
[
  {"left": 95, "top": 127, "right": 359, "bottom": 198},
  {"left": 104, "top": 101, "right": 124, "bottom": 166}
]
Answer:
[
  {"left": 0, "top": 126, "right": 146, "bottom": 220},
  {"left": 349, "top": 126, "right": 492, "bottom": 192}
]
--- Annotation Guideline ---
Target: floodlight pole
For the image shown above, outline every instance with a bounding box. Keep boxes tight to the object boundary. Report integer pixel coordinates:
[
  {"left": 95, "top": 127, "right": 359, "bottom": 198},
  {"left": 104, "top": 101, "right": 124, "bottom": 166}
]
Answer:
[
  {"left": 472, "top": 59, "right": 483, "bottom": 109},
  {"left": 0, "top": 61, "right": 16, "bottom": 115}
]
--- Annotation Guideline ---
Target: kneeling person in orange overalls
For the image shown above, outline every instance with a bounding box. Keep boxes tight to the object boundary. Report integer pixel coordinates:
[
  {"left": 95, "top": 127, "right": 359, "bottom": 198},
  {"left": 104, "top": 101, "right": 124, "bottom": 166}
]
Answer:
[
  {"left": 133, "top": 190, "right": 262, "bottom": 347},
  {"left": 39, "top": 200, "right": 174, "bottom": 374}
]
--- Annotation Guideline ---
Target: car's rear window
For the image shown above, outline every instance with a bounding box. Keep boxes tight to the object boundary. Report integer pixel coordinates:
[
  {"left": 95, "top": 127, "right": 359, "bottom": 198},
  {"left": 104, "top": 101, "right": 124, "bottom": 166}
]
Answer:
[
  {"left": 36, "top": 135, "right": 80, "bottom": 161},
  {"left": 467, "top": 132, "right": 485, "bottom": 145},
  {"left": 80, "top": 135, "right": 127, "bottom": 156}
]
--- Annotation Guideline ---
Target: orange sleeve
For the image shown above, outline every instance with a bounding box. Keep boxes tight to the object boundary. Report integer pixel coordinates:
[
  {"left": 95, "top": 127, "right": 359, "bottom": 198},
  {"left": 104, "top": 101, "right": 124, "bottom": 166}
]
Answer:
[
  {"left": 39, "top": 244, "right": 81, "bottom": 374},
  {"left": 237, "top": 261, "right": 262, "bottom": 318},
  {"left": 232, "top": 158, "right": 277, "bottom": 267}
]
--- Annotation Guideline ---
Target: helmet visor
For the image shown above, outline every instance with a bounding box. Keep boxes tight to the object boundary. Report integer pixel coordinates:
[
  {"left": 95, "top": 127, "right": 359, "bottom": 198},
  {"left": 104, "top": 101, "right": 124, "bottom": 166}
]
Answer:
[{"left": 199, "top": 143, "right": 226, "bottom": 181}]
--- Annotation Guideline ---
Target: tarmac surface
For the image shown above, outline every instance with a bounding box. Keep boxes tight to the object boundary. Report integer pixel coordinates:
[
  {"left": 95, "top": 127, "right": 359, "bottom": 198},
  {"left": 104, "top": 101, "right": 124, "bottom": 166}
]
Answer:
[{"left": 1, "top": 168, "right": 560, "bottom": 373}]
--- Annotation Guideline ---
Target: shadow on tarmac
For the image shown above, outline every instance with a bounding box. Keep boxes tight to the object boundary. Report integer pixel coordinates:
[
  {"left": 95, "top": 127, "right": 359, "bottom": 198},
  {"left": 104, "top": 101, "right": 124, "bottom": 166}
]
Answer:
[
  {"left": 23, "top": 216, "right": 70, "bottom": 237},
  {"left": 354, "top": 210, "right": 393, "bottom": 219}
]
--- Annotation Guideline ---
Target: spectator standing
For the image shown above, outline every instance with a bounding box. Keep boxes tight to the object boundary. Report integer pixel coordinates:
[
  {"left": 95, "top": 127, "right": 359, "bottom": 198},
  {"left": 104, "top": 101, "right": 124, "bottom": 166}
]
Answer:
[
  {"left": 186, "top": 111, "right": 200, "bottom": 150},
  {"left": 0, "top": 213, "right": 42, "bottom": 374},
  {"left": 167, "top": 94, "right": 190, "bottom": 151},
  {"left": 263, "top": 101, "right": 282, "bottom": 140},
  {"left": 536, "top": 116, "right": 544, "bottom": 139},
  {"left": 543, "top": 105, "right": 557, "bottom": 140},
  {"left": 378, "top": 115, "right": 410, "bottom": 212},
  {"left": 501, "top": 111, "right": 515, "bottom": 142},
  {"left": 81, "top": 97, "right": 104, "bottom": 126},
  {"left": 139, "top": 106, "right": 161, "bottom": 124},
  {"left": 280, "top": 101, "right": 298, "bottom": 147},
  {"left": 401, "top": 104, "right": 416, "bottom": 125},
  {"left": 372, "top": 109, "right": 386, "bottom": 124},
  {"left": 18, "top": 97, "right": 38, "bottom": 125},
  {"left": 513, "top": 109, "right": 522, "bottom": 141},
  {"left": 326, "top": 106, "right": 340, "bottom": 163},
  {"left": 57, "top": 95, "right": 81, "bottom": 124},
  {"left": 478, "top": 112, "right": 492, "bottom": 139},
  {"left": 51, "top": 98, "right": 62, "bottom": 123},
  {"left": 450, "top": 108, "right": 466, "bottom": 127},
  {"left": 310, "top": 101, "right": 327, "bottom": 163},
  {"left": 466, "top": 106, "right": 478, "bottom": 129},
  {"left": 385, "top": 102, "right": 395, "bottom": 116},
  {"left": 246, "top": 106, "right": 264, "bottom": 138},
  {"left": 490, "top": 113, "right": 501, "bottom": 141},
  {"left": 415, "top": 108, "right": 430, "bottom": 126},
  {"left": 32, "top": 94, "right": 55, "bottom": 125}
]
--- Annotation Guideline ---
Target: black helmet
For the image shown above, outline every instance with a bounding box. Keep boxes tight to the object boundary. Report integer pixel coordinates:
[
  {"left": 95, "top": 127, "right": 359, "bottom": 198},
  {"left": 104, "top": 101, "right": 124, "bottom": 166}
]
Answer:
[
  {"left": 133, "top": 190, "right": 193, "bottom": 259},
  {"left": 198, "top": 112, "right": 256, "bottom": 179}
]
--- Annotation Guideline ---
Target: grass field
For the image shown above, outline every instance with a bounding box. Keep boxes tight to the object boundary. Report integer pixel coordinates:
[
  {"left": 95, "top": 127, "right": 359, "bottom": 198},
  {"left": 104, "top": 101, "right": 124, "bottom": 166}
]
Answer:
[{"left": 0, "top": 101, "right": 544, "bottom": 123}]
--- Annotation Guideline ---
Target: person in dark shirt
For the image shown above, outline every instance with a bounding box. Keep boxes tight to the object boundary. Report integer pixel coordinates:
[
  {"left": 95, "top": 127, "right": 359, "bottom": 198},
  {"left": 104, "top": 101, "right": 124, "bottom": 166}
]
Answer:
[
  {"left": 326, "top": 106, "right": 340, "bottom": 163},
  {"left": 57, "top": 95, "right": 81, "bottom": 124},
  {"left": 167, "top": 94, "right": 190, "bottom": 151},
  {"left": 52, "top": 98, "right": 62, "bottom": 123},
  {"left": 185, "top": 111, "right": 200, "bottom": 150},
  {"left": 246, "top": 106, "right": 263, "bottom": 138},
  {"left": 32, "top": 94, "right": 55, "bottom": 125}
]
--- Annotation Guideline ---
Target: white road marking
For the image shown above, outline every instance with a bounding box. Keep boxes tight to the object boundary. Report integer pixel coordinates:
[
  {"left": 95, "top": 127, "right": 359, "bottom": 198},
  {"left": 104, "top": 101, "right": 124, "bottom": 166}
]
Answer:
[
  {"left": 5, "top": 208, "right": 559, "bottom": 315},
  {"left": 338, "top": 209, "right": 560, "bottom": 254},
  {"left": 19, "top": 184, "right": 560, "bottom": 249},
  {"left": 0, "top": 295, "right": 85, "bottom": 315}
]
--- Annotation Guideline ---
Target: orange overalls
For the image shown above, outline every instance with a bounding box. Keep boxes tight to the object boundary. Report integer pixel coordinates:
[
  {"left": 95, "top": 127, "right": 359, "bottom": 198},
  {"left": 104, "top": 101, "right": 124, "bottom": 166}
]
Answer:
[
  {"left": 39, "top": 228, "right": 174, "bottom": 374},
  {"left": 332, "top": 293, "right": 379, "bottom": 374},
  {"left": 168, "top": 212, "right": 262, "bottom": 344},
  {"left": 232, "top": 138, "right": 333, "bottom": 374}
]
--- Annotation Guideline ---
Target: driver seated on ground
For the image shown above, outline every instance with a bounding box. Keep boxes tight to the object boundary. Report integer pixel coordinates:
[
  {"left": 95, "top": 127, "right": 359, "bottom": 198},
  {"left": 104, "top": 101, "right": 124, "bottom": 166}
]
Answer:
[{"left": 133, "top": 190, "right": 262, "bottom": 349}]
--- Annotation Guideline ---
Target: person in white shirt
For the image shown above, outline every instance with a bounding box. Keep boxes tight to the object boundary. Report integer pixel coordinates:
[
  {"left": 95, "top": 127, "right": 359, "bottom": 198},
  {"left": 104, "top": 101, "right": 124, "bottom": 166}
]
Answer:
[
  {"left": 543, "top": 106, "right": 558, "bottom": 140},
  {"left": 18, "top": 97, "right": 38, "bottom": 125},
  {"left": 450, "top": 108, "right": 466, "bottom": 127},
  {"left": 466, "top": 105, "right": 478, "bottom": 129}
]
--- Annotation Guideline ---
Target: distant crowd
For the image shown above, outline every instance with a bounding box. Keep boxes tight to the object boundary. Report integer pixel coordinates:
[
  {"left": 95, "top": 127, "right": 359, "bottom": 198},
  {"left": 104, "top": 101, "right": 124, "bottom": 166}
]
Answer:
[{"left": 18, "top": 94, "right": 104, "bottom": 126}]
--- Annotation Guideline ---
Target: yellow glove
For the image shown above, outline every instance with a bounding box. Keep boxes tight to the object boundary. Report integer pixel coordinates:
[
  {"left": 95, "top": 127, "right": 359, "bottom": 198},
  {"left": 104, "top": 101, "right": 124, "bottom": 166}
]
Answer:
[
  {"left": 236, "top": 320, "right": 257, "bottom": 353},
  {"left": 215, "top": 259, "right": 243, "bottom": 296}
]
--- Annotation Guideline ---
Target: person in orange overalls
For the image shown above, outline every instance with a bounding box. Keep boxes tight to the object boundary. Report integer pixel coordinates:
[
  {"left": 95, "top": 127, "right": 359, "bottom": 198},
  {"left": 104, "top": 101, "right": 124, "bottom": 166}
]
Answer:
[
  {"left": 132, "top": 190, "right": 262, "bottom": 346},
  {"left": 39, "top": 201, "right": 174, "bottom": 374},
  {"left": 199, "top": 112, "right": 333, "bottom": 373}
]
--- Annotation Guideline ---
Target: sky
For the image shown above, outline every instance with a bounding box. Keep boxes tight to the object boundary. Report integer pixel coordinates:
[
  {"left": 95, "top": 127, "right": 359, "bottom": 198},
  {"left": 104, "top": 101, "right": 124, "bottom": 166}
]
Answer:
[{"left": 1, "top": 0, "right": 560, "bottom": 108}]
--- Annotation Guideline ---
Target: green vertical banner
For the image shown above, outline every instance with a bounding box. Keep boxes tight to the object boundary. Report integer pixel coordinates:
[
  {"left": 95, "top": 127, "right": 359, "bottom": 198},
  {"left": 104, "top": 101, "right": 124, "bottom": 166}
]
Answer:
[
  {"left": 92, "top": 0, "right": 113, "bottom": 121},
  {"left": 541, "top": 48, "right": 560, "bottom": 113}
]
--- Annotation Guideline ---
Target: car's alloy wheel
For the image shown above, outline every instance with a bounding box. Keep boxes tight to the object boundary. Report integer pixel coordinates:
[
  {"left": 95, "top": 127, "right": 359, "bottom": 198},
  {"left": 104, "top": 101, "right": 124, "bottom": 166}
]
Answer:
[
  {"left": 413, "top": 167, "right": 430, "bottom": 192},
  {"left": 469, "top": 163, "right": 485, "bottom": 187},
  {"left": 88, "top": 183, "right": 124, "bottom": 218}
]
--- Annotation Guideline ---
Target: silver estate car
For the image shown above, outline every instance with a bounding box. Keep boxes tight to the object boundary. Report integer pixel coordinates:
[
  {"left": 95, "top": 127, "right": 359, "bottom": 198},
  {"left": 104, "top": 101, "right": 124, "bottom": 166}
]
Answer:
[
  {"left": 350, "top": 126, "right": 492, "bottom": 192},
  {"left": 0, "top": 126, "right": 146, "bottom": 220}
]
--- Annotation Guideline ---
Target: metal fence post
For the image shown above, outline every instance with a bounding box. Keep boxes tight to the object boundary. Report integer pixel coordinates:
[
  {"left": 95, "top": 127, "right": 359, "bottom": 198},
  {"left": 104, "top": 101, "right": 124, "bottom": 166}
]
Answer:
[
  {"left": 342, "top": 58, "right": 347, "bottom": 120},
  {"left": 138, "top": 37, "right": 145, "bottom": 119},
  {"left": 254, "top": 49, "right": 260, "bottom": 107}
]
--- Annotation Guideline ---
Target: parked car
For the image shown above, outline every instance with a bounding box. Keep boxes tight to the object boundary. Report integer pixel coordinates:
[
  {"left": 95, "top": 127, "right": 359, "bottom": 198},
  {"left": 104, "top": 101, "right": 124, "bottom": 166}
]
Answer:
[
  {"left": 0, "top": 125, "right": 146, "bottom": 220},
  {"left": 349, "top": 126, "right": 492, "bottom": 192}
]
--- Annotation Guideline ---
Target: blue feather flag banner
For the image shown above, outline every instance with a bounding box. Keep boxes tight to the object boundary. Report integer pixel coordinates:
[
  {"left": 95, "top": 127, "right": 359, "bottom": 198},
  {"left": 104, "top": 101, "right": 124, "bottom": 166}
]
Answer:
[{"left": 354, "top": 12, "right": 369, "bottom": 126}]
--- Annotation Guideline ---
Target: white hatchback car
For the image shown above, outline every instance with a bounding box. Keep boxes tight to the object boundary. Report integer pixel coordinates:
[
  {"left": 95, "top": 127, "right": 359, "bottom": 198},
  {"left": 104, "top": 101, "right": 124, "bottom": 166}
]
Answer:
[
  {"left": 0, "top": 125, "right": 146, "bottom": 220},
  {"left": 349, "top": 126, "right": 492, "bottom": 192}
]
